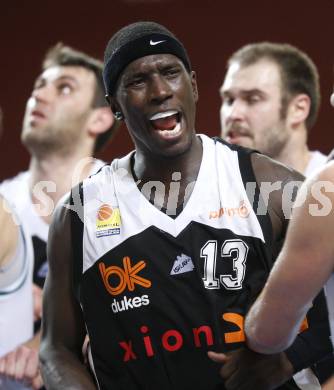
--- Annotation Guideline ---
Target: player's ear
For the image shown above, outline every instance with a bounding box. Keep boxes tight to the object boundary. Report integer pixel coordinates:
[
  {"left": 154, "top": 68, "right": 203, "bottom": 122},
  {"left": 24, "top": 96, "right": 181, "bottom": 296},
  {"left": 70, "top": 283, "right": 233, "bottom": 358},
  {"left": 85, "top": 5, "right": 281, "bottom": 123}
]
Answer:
[
  {"left": 190, "top": 71, "right": 199, "bottom": 103},
  {"left": 287, "top": 94, "right": 310, "bottom": 129},
  {"left": 109, "top": 97, "right": 124, "bottom": 121},
  {"left": 88, "top": 107, "right": 115, "bottom": 136}
]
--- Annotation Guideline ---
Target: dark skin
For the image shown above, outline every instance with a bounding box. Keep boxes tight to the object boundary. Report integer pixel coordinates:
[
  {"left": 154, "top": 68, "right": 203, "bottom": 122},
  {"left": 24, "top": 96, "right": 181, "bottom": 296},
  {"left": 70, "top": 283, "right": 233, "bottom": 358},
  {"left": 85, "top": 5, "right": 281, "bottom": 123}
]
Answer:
[
  {"left": 39, "top": 202, "right": 96, "bottom": 390},
  {"left": 40, "top": 53, "right": 311, "bottom": 389},
  {"left": 112, "top": 54, "right": 202, "bottom": 209}
]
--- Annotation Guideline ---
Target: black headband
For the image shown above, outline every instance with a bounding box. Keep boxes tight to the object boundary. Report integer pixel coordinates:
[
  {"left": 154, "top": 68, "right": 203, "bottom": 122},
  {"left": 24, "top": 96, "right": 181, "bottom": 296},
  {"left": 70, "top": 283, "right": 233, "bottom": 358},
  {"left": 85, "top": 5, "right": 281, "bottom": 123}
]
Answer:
[{"left": 103, "top": 33, "right": 191, "bottom": 96}]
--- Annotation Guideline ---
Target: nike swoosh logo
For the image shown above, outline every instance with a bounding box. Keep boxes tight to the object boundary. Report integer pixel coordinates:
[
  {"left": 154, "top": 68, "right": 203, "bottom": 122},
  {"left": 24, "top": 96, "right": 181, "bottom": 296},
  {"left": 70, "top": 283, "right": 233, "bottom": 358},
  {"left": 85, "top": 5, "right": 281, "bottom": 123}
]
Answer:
[{"left": 150, "top": 39, "right": 166, "bottom": 46}]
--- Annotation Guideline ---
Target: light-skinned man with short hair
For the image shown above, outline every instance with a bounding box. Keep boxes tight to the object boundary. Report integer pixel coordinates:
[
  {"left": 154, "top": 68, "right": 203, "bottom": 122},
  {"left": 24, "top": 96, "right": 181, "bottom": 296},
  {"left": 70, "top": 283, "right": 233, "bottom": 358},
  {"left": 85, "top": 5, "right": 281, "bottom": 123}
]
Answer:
[
  {"left": 220, "top": 42, "right": 327, "bottom": 176},
  {"left": 0, "top": 43, "right": 118, "bottom": 389}
]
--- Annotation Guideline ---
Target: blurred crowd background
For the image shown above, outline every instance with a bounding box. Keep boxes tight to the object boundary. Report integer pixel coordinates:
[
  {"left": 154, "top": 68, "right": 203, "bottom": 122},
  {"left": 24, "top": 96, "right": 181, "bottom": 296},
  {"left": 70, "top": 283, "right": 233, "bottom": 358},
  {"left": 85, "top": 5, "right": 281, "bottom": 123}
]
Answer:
[{"left": 0, "top": 0, "right": 333, "bottom": 179}]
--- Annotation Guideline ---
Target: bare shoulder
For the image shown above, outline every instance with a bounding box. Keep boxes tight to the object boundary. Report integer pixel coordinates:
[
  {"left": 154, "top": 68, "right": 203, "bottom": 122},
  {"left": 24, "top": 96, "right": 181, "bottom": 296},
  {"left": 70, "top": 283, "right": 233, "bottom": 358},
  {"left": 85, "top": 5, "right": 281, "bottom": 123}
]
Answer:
[
  {"left": 250, "top": 153, "right": 305, "bottom": 243},
  {"left": 0, "top": 196, "right": 19, "bottom": 267},
  {"left": 47, "top": 194, "right": 75, "bottom": 270},
  {"left": 0, "top": 196, "right": 18, "bottom": 231},
  {"left": 284, "top": 162, "right": 334, "bottom": 254},
  {"left": 49, "top": 196, "right": 71, "bottom": 237},
  {"left": 250, "top": 153, "right": 304, "bottom": 184},
  {"left": 297, "top": 161, "right": 334, "bottom": 222},
  {"left": 310, "top": 161, "right": 334, "bottom": 183}
]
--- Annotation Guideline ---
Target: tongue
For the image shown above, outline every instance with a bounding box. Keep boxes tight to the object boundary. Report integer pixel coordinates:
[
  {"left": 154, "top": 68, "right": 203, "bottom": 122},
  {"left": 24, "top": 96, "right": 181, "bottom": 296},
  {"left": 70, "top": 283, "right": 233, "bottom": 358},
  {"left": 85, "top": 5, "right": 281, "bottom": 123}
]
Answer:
[{"left": 151, "top": 114, "right": 178, "bottom": 130}]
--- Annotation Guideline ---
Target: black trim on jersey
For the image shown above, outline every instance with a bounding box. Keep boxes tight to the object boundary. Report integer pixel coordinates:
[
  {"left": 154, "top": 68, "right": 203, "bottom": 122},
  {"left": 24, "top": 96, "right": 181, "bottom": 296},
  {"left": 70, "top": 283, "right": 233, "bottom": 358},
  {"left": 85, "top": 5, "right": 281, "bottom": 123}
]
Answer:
[
  {"left": 89, "top": 162, "right": 108, "bottom": 178},
  {"left": 70, "top": 183, "right": 84, "bottom": 302},
  {"left": 213, "top": 137, "right": 273, "bottom": 250},
  {"left": 32, "top": 236, "right": 47, "bottom": 288}
]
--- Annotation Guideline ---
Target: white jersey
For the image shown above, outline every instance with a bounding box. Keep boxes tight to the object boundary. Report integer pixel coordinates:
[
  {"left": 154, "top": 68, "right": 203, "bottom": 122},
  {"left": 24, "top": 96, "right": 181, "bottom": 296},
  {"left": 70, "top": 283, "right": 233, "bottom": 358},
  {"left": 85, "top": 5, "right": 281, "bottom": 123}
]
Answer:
[
  {"left": 0, "top": 198, "right": 34, "bottom": 390},
  {"left": 0, "top": 158, "right": 105, "bottom": 389},
  {"left": 0, "top": 159, "right": 106, "bottom": 286},
  {"left": 0, "top": 158, "right": 106, "bottom": 243},
  {"left": 304, "top": 150, "right": 327, "bottom": 177}
]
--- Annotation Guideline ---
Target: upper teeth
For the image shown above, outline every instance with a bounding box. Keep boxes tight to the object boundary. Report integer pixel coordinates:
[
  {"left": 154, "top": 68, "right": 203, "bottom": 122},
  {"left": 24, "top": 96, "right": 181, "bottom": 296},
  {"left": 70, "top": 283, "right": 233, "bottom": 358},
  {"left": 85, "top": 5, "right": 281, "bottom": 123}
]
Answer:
[{"left": 150, "top": 110, "right": 178, "bottom": 121}]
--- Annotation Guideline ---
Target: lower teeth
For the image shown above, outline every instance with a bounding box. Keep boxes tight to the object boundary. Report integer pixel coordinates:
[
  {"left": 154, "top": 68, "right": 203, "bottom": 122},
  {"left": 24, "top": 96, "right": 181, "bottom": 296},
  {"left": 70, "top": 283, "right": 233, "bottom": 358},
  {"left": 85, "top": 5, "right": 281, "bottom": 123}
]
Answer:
[{"left": 159, "top": 123, "right": 181, "bottom": 135}]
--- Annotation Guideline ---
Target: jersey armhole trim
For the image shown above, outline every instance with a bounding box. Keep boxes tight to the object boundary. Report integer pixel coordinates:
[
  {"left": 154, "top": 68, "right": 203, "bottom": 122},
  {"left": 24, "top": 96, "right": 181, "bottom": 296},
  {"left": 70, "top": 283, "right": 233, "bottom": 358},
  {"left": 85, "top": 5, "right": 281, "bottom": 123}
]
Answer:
[{"left": 70, "top": 184, "right": 84, "bottom": 302}]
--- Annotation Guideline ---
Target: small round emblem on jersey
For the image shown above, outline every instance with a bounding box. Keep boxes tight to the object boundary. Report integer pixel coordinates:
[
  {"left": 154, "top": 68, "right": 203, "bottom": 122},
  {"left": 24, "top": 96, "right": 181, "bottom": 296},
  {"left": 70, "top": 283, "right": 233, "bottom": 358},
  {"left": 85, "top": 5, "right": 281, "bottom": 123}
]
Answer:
[
  {"left": 238, "top": 201, "right": 250, "bottom": 218},
  {"left": 96, "top": 203, "right": 121, "bottom": 237},
  {"left": 98, "top": 204, "right": 113, "bottom": 220}
]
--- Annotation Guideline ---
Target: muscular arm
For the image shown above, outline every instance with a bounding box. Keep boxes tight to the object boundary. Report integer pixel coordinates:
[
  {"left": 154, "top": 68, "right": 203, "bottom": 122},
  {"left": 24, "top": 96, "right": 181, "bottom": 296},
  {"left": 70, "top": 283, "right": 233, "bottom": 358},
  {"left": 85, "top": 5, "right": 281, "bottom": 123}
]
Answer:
[
  {"left": 245, "top": 162, "right": 334, "bottom": 354},
  {"left": 39, "top": 198, "right": 96, "bottom": 389}
]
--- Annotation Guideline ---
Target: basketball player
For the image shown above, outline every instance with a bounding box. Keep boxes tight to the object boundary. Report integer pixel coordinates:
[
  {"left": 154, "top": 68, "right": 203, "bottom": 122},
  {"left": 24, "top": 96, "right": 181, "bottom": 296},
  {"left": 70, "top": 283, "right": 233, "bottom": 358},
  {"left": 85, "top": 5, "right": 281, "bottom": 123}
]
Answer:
[
  {"left": 0, "top": 44, "right": 117, "bottom": 388},
  {"left": 0, "top": 199, "right": 42, "bottom": 390},
  {"left": 220, "top": 42, "right": 327, "bottom": 176},
  {"left": 0, "top": 109, "right": 41, "bottom": 389},
  {"left": 40, "top": 22, "right": 332, "bottom": 390}
]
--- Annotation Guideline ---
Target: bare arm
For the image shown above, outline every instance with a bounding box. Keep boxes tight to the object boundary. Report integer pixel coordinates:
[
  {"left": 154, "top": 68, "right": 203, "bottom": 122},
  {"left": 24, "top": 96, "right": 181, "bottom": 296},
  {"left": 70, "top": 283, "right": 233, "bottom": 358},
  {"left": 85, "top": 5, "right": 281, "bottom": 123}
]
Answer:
[
  {"left": 0, "top": 197, "right": 18, "bottom": 268},
  {"left": 0, "top": 197, "right": 43, "bottom": 388},
  {"left": 323, "top": 375, "right": 334, "bottom": 389},
  {"left": 245, "top": 162, "right": 334, "bottom": 354},
  {"left": 39, "top": 198, "right": 97, "bottom": 389}
]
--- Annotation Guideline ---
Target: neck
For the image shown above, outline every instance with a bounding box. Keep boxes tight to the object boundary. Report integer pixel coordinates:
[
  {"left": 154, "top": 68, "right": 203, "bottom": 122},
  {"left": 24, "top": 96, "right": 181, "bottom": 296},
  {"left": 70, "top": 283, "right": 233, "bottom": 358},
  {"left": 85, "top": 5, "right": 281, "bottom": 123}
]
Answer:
[
  {"left": 133, "top": 136, "right": 203, "bottom": 185},
  {"left": 272, "top": 126, "right": 310, "bottom": 175},
  {"left": 28, "top": 148, "right": 95, "bottom": 224},
  {"left": 133, "top": 136, "right": 203, "bottom": 214}
]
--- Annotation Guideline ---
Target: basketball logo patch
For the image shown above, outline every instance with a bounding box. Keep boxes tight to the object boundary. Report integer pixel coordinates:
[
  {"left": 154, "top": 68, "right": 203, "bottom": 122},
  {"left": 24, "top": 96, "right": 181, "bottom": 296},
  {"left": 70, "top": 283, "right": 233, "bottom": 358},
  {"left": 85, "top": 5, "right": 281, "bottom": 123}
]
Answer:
[
  {"left": 96, "top": 203, "right": 121, "bottom": 237},
  {"left": 98, "top": 204, "right": 113, "bottom": 220}
]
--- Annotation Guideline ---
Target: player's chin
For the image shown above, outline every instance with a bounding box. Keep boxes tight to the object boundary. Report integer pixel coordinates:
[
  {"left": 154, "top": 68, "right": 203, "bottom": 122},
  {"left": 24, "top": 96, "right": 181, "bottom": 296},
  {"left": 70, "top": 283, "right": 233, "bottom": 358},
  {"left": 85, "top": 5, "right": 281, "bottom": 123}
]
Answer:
[{"left": 157, "top": 134, "right": 194, "bottom": 159}]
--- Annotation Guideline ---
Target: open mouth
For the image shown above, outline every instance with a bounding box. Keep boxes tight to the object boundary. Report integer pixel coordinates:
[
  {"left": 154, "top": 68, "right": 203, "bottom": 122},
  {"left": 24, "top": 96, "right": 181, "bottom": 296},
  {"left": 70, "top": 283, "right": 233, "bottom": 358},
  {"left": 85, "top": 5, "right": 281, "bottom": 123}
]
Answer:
[
  {"left": 31, "top": 110, "right": 46, "bottom": 120},
  {"left": 149, "top": 110, "right": 181, "bottom": 136}
]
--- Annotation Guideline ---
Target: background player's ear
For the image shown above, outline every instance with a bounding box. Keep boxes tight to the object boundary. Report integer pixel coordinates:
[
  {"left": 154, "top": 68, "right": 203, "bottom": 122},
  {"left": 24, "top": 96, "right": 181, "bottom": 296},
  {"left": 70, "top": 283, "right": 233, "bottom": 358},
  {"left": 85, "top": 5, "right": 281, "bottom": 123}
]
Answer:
[{"left": 287, "top": 94, "right": 310, "bottom": 129}]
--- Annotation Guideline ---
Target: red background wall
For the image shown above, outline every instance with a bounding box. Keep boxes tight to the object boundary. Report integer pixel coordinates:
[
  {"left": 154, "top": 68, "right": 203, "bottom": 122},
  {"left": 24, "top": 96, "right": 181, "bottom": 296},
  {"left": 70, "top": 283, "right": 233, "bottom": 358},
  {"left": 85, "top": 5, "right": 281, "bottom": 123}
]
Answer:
[{"left": 0, "top": 0, "right": 333, "bottom": 179}]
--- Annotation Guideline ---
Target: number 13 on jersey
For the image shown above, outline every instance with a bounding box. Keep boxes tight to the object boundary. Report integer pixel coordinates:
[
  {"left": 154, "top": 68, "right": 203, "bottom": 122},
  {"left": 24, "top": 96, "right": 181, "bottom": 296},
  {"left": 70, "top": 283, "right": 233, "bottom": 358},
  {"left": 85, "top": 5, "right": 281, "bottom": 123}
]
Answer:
[{"left": 200, "top": 239, "right": 249, "bottom": 290}]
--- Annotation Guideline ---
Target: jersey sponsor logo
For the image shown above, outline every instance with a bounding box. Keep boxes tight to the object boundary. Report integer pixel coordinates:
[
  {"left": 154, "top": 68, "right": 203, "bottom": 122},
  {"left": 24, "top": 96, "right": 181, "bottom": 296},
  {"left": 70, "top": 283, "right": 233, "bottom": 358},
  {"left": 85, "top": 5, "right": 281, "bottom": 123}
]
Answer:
[
  {"left": 209, "top": 200, "right": 250, "bottom": 219},
  {"left": 99, "top": 256, "right": 152, "bottom": 296},
  {"left": 96, "top": 203, "right": 121, "bottom": 237},
  {"left": 111, "top": 294, "right": 150, "bottom": 313},
  {"left": 119, "top": 323, "right": 214, "bottom": 362},
  {"left": 117, "top": 313, "right": 309, "bottom": 362},
  {"left": 170, "top": 254, "right": 194, "bottom": 275}
]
